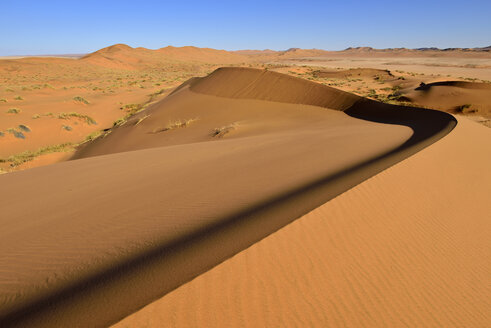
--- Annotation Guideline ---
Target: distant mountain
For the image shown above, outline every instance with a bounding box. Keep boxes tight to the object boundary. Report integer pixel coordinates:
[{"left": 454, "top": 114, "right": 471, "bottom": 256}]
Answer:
[
  {"left": 81, "top": 44, "right": 247, "bottom": 69},
  {"left": 80, "top": 44, "right": 491, "bottom": 69}
]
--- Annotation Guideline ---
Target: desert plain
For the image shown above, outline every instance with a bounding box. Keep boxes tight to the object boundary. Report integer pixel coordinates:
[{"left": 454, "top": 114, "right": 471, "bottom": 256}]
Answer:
[{"left": 0, "top": 45, "right": 490, "bottom": 327}]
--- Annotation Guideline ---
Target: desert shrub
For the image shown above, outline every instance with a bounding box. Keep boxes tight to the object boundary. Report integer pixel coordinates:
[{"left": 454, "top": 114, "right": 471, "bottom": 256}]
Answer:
[
  {"left": 18, "top": 124, "right": 31, "bottom": 132},
  {"left": 83, "top": 131, "right": 103, "bottom": 142},
  {"left": 6, "top": 128, "right": 25, "bottom": 139},
  {"left": 0, "top": 98, "right": 7, "bottom": 102},
  {"left": 73, "top": 96, "right": 90, "bottom": 104},
  {"left": 6, "top": 108, "right": 21, "bottom": 114},
  {"left": 57, "top": 112, "right": 97, "bottom": 125},
  {"left": 457, "top": 104, "right": 477, "bottom": 114},
  {"left": 14, "top": 95, "right": 24, "bottom": 100},
  {"left": 0, "top": 143, "right": 74, "bottom": 167},
  {"left": 212, "top": 123, "right": 238, "bottom": 138},
  {"left": 152, "top": 118, "right": 198, "bottom": 133},
  {"left": 62, "top": 125, "right": 72, "bottom": 131},
  {"left": 367, "top": 89, "right": 377, "bottom": 98}
]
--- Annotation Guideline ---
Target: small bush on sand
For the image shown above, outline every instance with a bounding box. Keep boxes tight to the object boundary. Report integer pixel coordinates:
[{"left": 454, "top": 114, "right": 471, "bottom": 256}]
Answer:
[
  {"left": 83, "top": 131, "right": 103, "bottom": 143},
  {"left": 457, "top": 104, "right": 477, "bottom": 114},
  {"left": 212, "top": 123, "right": 238, "bottom": 138},
  {"left": 73, "top": 96, "right": 90, "bottom": 104},
  {"left": 7, "top": 108, "right": 21, "bottom": 114},
  {"left": 6, "top": 128, "right": 25, "bottom": 139},
  {"left": 14, "top": 95, "right": 24, "bottom": 101},
  {"left": 57, "top": 112, "right": 97, "bottom": 125},
  {"left": 0, "top": 98, "right": 7, "bottom": 102},
  {"left": 152, "top": 118, "right": 198, "bottom": 133},
  {"left": 18, "top": 124, "right": 31, "bottom": 132}
]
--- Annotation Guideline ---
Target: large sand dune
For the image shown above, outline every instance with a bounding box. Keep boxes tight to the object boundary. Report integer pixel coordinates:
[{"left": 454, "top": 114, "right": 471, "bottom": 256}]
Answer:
[
  {"left": 113, "top": 115, "right": 491, "bottom": 328},
  {"left": 0, "top": 68, "right": 459, "bottom": 327}
]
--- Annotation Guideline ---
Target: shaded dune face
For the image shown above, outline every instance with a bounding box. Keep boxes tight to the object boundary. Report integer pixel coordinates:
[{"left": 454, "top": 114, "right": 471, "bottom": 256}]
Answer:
[{"left": 0, "top": 68, "right": 455, "bottom": 327}]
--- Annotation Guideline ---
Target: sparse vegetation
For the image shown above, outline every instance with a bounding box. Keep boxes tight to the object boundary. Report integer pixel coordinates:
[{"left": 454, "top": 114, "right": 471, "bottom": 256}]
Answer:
[
  {"left": 7, "top": 108, "right": 21, "bottom": 114},
  {"left": 152, "top": 118, "right": 198, "bottom": 133},
  {"left": 0, "top": 143, "right": 74, "bottom": 167},
  {"left": 135, "top": 114, "right": 150, "bottom": 126},
  {"left": 14, "top": 95, "right": 24, "bottom": 101},
  {"left": 62, "top": 125, "right": 73, "bottom": 131},
  {"left": 212, "top": 123, "right": 238, "bottom": 138},
  {"left": 73, "top": 96, "right": 90, "bottom": 104},
  {"left": 31, "top": 112, "right": 97, "bottom": 125},
  {"left": 113, "top": 118, "right": 127, "bottom": 127},
  {"left": 367, "top": 89, "right": 377, "bottom": 98},
  {"left": 6, "top": 128, "right": 25, "bottom": 139},
  {"left": 456, "top": 104, "right": 477, "bottom": 114},
  {"left": 57, "top": 112, "right": 97, "bottom": 125},
  {"left": 18, "top": 124, "right": 31, "bottom": 132},
  {"left": 82, "top": 130, "right": 103, "bottom": 143},
  {"left": 0, "top": 98, "right": 7, "bottom": 102}
]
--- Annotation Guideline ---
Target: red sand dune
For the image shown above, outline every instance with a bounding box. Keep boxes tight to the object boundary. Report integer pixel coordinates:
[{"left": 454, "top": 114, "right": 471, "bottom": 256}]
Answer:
[
  {"left": 113, "top": 116, "right": 491, "bottom": 328},
  {"left": 401, "top": 80, "right": 491, "bottom": 117},
  {"left": 0, "top": 68, "right": 465, "bottom": 327}
]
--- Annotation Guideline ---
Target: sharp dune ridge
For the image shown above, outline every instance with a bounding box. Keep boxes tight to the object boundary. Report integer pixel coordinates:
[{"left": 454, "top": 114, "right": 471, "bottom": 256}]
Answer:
[{"left": 0, "top": 68, "right": 458, "bottom": 327}]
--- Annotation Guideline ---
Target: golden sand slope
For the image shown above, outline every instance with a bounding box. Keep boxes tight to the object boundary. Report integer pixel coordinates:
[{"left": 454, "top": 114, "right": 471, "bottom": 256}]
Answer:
[
  {"left": 0, "top": 69, "right": 455, "bottom": 327},
  {"left": 402, "top": 81, "right": 491, "bottom": 118},
  {"left": 113, "top": 116, "right": 491, "bottom": 328}
]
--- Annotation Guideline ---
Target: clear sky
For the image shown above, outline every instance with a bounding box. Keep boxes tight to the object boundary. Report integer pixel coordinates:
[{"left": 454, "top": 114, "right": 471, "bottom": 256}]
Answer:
[{"left": 1, "top": 0, "right": 490, "bottom": 55}]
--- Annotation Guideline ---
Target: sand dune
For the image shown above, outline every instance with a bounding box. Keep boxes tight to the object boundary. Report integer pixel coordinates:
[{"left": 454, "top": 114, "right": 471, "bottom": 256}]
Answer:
[
  {"left": 0, "top": 68, "right": 456, "bottom": 327},
  {"left": 401, "top": 80, "right": 491, "bottom": 118},
  {"left": 113, "top": 116, "right": 491, "bottom": 328},
  {"left": 81, "top": 44, "right": 247, "bottom": 69}
]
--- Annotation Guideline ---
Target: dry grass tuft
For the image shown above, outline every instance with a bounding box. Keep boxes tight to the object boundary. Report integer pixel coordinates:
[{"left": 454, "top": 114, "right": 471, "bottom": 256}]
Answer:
[
  {"left": 212, "top": 122, "right": 239, "bottom": 138},
  {"left": 135, "top": 114, "right": 150, "bottom": 126},
  {"left": 6, "top": 108, "right": 21, "bottom": 114},
  {"left": 73, "top": 96, "right": 90, "bottom": 104},
  {"left": 152, "top": 118, "right": 198, "bottom": 133}
]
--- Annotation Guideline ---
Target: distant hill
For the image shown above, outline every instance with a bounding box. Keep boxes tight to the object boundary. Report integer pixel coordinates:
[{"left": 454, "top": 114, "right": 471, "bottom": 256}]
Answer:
[
  {"left": 79, "top": 44, "right": 491, "bottom": 69},
  {"left": 81, "top": 44, "right": 247, "bottom": 69}
]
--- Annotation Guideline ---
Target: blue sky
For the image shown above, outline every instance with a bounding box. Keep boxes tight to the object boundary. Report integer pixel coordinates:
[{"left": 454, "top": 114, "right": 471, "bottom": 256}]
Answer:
[{"left": 1, "top": 0, "right": 490, "bottom": 55}]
